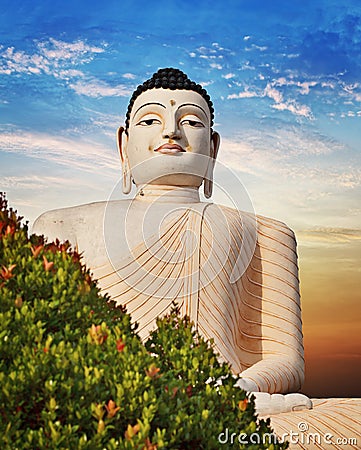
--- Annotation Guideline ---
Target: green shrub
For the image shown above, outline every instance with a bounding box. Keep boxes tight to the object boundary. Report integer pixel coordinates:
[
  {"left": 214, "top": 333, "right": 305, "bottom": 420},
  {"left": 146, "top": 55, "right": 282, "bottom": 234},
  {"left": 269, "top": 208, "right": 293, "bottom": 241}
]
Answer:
[{"left": 0, "top": 192, "right": 287, "bottom": 449}]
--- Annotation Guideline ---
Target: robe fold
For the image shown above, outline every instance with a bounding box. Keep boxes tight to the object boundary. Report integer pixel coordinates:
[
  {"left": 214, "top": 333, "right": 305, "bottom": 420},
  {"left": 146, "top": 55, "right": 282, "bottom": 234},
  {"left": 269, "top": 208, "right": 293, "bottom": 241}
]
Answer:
[
  {"left": 93, "top": 202, "right": 304, "bottom": 394},
  {"left": 33, "top": 198, "right": 361, "bottom": 449}
]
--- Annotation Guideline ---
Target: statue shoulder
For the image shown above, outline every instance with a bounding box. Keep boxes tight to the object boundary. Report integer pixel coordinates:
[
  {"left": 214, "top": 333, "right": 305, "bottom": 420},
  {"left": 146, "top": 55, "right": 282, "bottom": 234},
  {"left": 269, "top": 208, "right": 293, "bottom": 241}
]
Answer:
[
  {"left": 204, "top": 204, "right": 297, "bottom": 249},
  {"left": 32, "top": 199, "right": 131, "bottom": 245},
  {"left": 32, "top": 201, "right": 105, "bottom": 244},
  {"left": 255, "top": 213, "right": 297, "bottom": 251}
]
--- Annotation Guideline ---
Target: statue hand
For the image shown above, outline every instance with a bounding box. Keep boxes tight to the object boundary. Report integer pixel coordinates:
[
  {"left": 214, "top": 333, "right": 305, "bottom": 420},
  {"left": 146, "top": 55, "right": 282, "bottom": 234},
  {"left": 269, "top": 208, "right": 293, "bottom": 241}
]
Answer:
[
  {"left": 233, "top": 377, "right": 259, "bottom": 392},
  {"left": 251, "top": 392, "right": 313, "bottom": 416},
  {"left": 208, "top": 376, "right": 259, "bottom": 392}
]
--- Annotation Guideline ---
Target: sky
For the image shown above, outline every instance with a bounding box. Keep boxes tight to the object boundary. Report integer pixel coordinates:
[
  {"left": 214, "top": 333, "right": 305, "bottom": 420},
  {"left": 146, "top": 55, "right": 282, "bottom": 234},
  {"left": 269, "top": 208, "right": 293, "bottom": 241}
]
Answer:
[{"left": 1, "top": 0, "right": 360, "bottom": 396}]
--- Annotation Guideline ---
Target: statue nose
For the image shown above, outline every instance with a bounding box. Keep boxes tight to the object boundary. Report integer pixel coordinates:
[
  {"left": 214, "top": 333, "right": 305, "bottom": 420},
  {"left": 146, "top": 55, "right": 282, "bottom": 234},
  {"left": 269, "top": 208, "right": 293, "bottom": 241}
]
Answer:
[
  {"left": 162, "top": 117, "right": 181, "bottom": 139},
  {"left": 162, "top": 128, "right": 181, "bottom": 139}
]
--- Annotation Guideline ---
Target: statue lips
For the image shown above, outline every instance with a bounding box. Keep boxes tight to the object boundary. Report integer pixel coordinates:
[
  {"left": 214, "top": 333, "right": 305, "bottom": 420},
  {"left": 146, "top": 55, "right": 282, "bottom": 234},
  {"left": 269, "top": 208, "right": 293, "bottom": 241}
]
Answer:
[{"left": 154, "top": 144, "right": 185, "bottom": 155}]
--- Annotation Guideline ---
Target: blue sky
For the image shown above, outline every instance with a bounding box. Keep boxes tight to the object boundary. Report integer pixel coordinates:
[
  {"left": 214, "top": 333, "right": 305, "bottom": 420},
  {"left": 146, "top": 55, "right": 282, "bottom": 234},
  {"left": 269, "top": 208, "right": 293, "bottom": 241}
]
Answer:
[
  {"left": 1, "top": 0, "right": 360, "bottom": 229},
  {"left": 1, "top": 0, "right": 361, "bottom": 395}
]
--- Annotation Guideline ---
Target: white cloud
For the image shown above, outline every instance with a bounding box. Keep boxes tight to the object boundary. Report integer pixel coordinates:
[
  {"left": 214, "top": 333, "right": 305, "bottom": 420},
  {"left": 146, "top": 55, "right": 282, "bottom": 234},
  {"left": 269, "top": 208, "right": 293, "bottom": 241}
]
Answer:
[
  {"left": 272, "top": 86, "right": 310, "bottom": 117},
  {"left": 267, "top": 77, "right": 361, "bottom": 117},
  {"left": 273, "top": 77, "right": 318, "bottom": 95},
  {"left": 210, "top": 63, "right": 223, "bottom": 70},
  {"left": 216, "top": 125, "right": 356, "bottom": 190},
  {"left": 122, "top": 73, "right": 136, "bottom": 80},
  {"left": 245, "top": 44, "right": 268, "bottom": 52},
  {"left": 228, "top": 81, "right": 312, "bottom": 117},
  {"left": 199, "top": 80, "right": 213, "bottom": 87},
  {"left": 336, "top": 170, "right": 361, "bottom": 188},
  {"left": 227, "top": 90, "right": 258, "bottom": 99},
  {"left": 0, "top": 47, "right": 50, "bottom": 75},
  {"left": 264, "top": 83, "right": 283, "bottom": 103},
  {"left": 0, "top": 38, "right": 105, "bottom": 77},
  {"left": 197, "top": 46, "right": 210, "bottom": 54},
  {"left": 241, "top": 61, "right": 255, "bottom": 70},
  {"left": 228, "top": 74, "right": 331, "bottom": 118},
  {"left": 9, "top": 126, "right": 348, "bottom": 187},
  {"left": 321, "top": 81, "right": 336, "bottom": 89},
  {"left": 271, "top": 101, "right": 312, "bottom": 118},
  {"left": 348, "top": 208, "right": 361, "bottom": 216},
  {"left": 222, "top": 73, "right": 235, "bottom": 79},
  {"left": 69, "top": 80, "right": 131, "bottom": 98},
  {"left": 38, "top": 38, "right": 104, "bottom": 61},
  {"left": 56, "top": 69, "right": 84, "bottom": 79},
  {"left": 254, "top": 45, "right": 267, "bottom": 51},
  {"left": 214, "top": 129, "right": 359, "bottom": 230},
  {"left": 0, "top": 38, "right": 131, "bottom": 100},
  {"left": 188, "top": 43, "right": 230, "bottom": 68},
  {"left": 279, "top": 165, "right": 361, "bottom": 190},
  {"left": 1, "top": 175, "right": 99, "bottom": 190},
  {"left": 297, "top": 227, "right": 361, "bottom": 244},
  {"left": 212, "top": 42, "right": 225, "bottom": 51},
  {"left": 86, "top": 109, "right": 122, "bottom": 131},
  {"left": 270, "top": 127, "right": 340, "bottom": 156},
  {"left": 0, "top": 130, "right": 118, "bottom": 174},
  {"left": 342, "top": 82, "right": 360, "bottom": 93},
  {"left": 297, "top": 81, "right": 318, "bottom": 95},
  {"left": 343, "top": 84, "right": 361, "bottom": 102},
  {"left": 218, "top": 137, "right": 272, "bottom": 176}
]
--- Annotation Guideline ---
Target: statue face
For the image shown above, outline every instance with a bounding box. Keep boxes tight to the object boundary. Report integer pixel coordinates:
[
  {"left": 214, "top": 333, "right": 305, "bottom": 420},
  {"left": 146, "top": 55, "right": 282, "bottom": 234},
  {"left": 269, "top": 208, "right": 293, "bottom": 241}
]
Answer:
[{"left": 121, "top": 88, "right": 218, "bottom": 187}]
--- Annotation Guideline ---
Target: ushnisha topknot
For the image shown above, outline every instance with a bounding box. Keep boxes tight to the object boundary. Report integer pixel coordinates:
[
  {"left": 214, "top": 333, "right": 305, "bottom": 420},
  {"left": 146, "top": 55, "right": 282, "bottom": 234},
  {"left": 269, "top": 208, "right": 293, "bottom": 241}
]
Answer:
[{"left": 125, "top": 67, "right": 214, "bottom": 132}]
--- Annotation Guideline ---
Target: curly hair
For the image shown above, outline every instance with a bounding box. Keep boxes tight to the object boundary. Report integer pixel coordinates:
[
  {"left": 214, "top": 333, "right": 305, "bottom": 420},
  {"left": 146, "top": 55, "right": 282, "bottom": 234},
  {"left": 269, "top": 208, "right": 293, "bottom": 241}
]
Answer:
[{"left": 125, "top": 68, "right": 214, "bottom": 132}]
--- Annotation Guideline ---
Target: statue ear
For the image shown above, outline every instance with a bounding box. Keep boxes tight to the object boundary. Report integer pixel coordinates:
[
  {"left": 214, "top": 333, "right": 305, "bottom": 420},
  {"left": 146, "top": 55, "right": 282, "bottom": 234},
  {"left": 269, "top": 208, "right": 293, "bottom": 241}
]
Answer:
[
  {"left": 117, "top": 126, "right": 132, "bottom": 194},
  {"left": 117, "top": 126, "right": 128, "bottom": 162},
  {"left": 210, "top": 131, "right": 220, "bottom": 160}
]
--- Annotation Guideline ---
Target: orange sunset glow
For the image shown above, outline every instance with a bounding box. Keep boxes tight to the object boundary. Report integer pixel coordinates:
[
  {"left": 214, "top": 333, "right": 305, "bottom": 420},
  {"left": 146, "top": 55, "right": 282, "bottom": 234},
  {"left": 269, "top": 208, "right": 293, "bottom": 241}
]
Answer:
[{"left": 298, "top": 236, "right": 361, "bottom": 397}]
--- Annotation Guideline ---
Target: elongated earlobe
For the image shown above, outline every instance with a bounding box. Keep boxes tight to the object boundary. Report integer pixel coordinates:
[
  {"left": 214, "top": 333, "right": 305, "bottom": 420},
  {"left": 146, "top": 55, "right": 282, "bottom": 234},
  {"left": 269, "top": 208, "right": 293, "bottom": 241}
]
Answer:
[
  {"left": 203, "top": 172, "right": 213, "bottom": 198},
  {"left": 204, "top": 156, "right": 214, "bottom": 199},
  {"left": 117, "top": 127, "right": 132, "bottom": 195},
  {"left": 204, "top": 131, "right": 220, "bottom": 199}
]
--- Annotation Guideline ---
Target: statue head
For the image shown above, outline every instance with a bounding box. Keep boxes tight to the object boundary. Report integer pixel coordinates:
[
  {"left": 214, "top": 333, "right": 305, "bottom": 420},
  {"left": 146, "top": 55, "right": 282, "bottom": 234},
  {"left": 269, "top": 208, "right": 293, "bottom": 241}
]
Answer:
[{"left": 117, "top": 68, "right": 220, "bottom": 198}]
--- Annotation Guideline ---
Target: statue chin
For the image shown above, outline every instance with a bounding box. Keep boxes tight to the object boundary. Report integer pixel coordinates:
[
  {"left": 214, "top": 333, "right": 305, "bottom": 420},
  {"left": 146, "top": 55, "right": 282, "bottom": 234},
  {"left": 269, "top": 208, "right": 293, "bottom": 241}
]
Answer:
[
  {"left": 129, "top": 153, "right": 209, "bottom": 189},
  {"left": 135, "top": 174, "right": 203, "bottom": 189}
]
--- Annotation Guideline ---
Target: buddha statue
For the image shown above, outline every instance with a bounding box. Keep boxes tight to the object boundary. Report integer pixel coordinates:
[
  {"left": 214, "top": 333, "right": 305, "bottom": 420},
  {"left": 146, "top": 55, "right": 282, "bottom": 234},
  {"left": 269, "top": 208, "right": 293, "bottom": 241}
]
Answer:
[{"left": 33, "top": 68, "right": 360, "bottom": 448}]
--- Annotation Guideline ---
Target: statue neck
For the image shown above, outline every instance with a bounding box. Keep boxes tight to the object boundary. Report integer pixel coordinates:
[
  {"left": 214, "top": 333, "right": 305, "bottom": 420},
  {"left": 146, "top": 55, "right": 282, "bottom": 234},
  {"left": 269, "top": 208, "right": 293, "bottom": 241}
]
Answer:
[{"left": 135, "top": 185, "right": 200, "bottom": 203}]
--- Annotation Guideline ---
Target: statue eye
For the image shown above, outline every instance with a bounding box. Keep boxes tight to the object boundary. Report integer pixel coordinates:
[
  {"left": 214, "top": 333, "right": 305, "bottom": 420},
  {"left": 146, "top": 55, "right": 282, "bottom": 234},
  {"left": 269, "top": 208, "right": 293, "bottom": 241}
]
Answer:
[
  {"left": 181, "top": 119, "right": 205, "bottom": 128},
  {"left": 137, "top": 118, "right": 161, "bottom": 126}
]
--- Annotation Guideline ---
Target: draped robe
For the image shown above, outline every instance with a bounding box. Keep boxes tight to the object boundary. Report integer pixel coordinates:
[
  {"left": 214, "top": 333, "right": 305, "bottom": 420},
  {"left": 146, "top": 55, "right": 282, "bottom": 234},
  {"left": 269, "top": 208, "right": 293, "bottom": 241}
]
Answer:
[
  {"left": 91, "top": 196, "right": 304, "bottom": 394},
  {"left": 33, "top": 191, "right": 361, "bottom": 449}
]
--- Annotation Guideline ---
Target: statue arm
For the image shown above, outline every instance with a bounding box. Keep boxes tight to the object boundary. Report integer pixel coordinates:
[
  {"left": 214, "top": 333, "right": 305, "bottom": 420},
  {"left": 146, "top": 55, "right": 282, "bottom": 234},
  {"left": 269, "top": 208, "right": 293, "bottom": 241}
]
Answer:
[
  {"left": 32, "top": 208, "right": 78, "bottom": 248},
  {"left": 238, "top": 357, "right": 304, "bottom": 394},
  {"left": 237, "top": 216, "right": 304, "bottom": 394}
]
